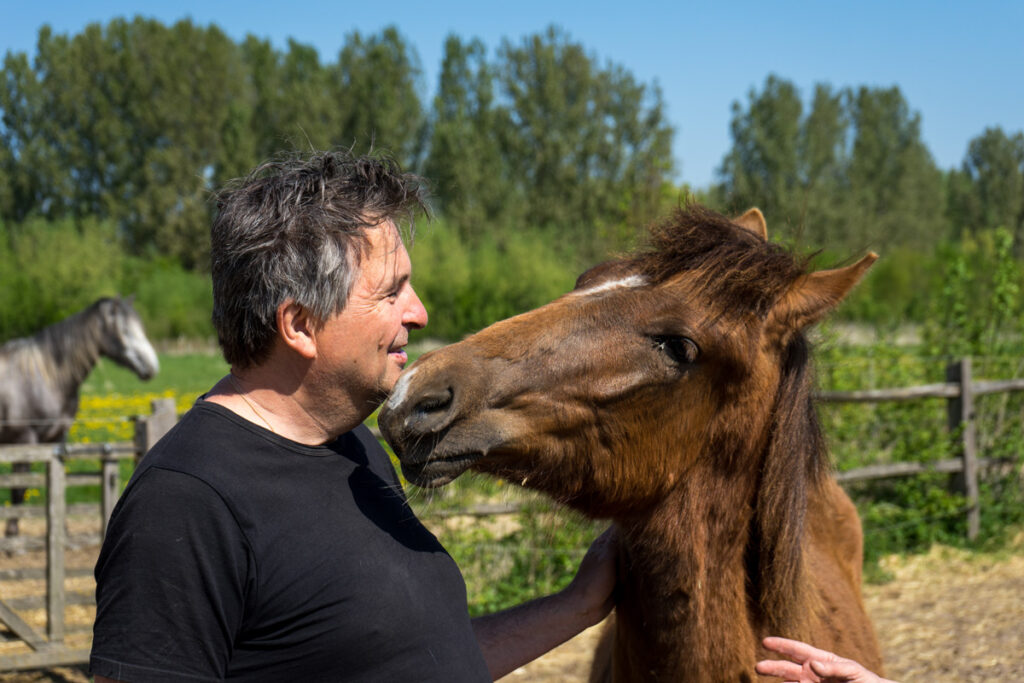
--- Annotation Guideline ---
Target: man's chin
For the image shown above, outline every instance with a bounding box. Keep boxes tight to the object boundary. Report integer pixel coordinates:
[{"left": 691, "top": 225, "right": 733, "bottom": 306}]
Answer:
[{"left": 379, "top": 369, "right": 404, "bottom": 398}]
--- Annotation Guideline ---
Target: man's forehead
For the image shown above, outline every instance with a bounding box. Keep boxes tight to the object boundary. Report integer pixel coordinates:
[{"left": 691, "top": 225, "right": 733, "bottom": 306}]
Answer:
[{"left": 355, "top": 222, "right": 409, "bottom": 286}]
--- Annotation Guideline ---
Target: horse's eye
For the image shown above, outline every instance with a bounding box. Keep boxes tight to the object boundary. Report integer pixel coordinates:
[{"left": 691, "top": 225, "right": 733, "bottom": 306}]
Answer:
[{"left": 652, "top": 335, "right": 699, "bottom": 365}]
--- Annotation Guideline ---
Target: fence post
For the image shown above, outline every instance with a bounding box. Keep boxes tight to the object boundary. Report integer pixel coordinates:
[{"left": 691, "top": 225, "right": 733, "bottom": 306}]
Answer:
[
  {"left": 946, "top": 358, "right": 980, "bottom": 540},
  {"left": 101, "top": 451, "right": 119, "bottom": 538},
  {"left": 133, "top": 398, "right": 178, "bottom": 463},
  {"left": 46, "top": 449, "right": 66, "bottom": 642}
]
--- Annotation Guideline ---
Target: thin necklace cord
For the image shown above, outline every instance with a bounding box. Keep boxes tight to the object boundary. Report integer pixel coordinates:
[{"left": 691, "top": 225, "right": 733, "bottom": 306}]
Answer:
[{"left": 228, "top": 373, "right": 277, "bottom": 434}]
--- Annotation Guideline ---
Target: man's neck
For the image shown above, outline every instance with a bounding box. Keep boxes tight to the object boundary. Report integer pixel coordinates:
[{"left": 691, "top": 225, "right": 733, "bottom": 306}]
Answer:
[{"left": 206, "top": 371, "right": 368, "bottom": 445}]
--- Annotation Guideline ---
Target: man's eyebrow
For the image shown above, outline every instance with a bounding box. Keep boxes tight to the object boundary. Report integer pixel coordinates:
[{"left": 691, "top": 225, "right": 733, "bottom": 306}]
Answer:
[{"left": 389, "top": 273, "right": 410, "bottom": 291}]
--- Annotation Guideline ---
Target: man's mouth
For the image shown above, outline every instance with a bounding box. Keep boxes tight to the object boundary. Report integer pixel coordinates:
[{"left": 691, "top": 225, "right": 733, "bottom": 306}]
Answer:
[{"left": 388, "top": 347, "right": 408, "bottom": 365}]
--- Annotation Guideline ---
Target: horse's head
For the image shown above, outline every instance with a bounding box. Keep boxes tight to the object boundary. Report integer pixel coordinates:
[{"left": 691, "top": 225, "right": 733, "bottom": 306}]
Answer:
[
  {"left": 380, "top": 205, "right": 874, "bottom": 518},
  {"left": 96, "top": 297, "right": 160, "bottom": 380}
]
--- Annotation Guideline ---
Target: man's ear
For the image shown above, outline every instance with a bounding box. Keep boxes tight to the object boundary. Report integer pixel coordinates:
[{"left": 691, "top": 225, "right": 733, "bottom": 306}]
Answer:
[{"left": 277, "top": 301, "right": 318, "bottom": 359}]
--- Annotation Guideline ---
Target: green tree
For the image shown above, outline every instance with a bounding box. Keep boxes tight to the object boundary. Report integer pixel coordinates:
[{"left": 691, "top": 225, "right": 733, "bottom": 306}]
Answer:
[
  {"left": 495, "top": 26, "right": 674, "bottom": 255},
  {"left": 947, "top": 127, "right": 1024, "bottom": 247},
  {"left": 0, "top": 18, "right": 252, "bottom": 268},
  {"left": 717, "top": 75, "right": 803, "bottom": 227},
  {"left": 333, "top": 26, "right": 426, "bottom": 169},
  {"left": 844, "top": 85, "right": 946, "bottom": 248},
  {"left": 247, "top": 38, "right": 339, "bottom": 154},
  {"left": 0, "top": 46, "right": 64, "bottom": 224},
  {"left": 795, "top": 84, "right": 849, "bottom": 245},
  {"left": 424, "top": 35, "right": 512, "bottom": 236},
  {"left": 715, "top": 77, "right": 946, "bottom": 250}
]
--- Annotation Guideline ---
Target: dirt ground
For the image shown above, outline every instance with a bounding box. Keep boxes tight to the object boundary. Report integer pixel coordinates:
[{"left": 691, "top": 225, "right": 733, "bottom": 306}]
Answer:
[{"left": 1, "top": 522, "right": 1022, "bottom": 682}]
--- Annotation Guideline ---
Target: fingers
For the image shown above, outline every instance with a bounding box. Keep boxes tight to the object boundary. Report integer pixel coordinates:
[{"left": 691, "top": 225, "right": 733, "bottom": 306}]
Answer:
[
  {"left": 809, "top": 658, "right": 876, "bottom": 681},
  {"left": 590, "top": 525, "right": 618, "bottom": 553},
  {"left": 567, "top": 525, "right": 619, "bottom": 624},
  {"left": 754, "top": 658, "right": 805, "bottom": 679},
  {"left": 762, "top": 636, "right": 835, "bottom": 664}
]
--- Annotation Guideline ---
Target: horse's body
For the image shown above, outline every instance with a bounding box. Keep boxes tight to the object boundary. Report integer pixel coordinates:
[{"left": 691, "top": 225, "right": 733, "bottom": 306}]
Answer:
[
  {"left": 380, "top": 205, "right": 883, "bottom": 681},
  {"left": 1, "top": 297, "right": 159, "bottom": 535}
]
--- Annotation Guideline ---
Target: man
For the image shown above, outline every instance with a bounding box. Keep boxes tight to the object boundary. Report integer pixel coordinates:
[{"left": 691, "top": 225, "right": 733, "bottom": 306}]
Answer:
[{"left": 90, "top": 151, "right": 615, "bottom": 682}]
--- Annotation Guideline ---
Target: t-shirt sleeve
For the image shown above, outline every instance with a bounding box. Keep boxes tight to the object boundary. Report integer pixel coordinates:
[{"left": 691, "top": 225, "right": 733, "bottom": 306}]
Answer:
[{"left": 90, "top": 467, "right": 254, "bottom": 682}]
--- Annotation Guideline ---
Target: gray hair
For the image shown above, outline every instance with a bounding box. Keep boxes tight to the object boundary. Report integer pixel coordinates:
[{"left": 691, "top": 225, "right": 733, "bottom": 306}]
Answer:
[{"left": 211, "top": 150, "right": 429, "bottom": 369}]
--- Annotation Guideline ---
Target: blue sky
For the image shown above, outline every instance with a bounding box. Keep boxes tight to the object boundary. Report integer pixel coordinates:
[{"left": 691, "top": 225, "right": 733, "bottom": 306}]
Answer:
[{"left": 1, "top": 0, "right": 1021, "bottom": 189}]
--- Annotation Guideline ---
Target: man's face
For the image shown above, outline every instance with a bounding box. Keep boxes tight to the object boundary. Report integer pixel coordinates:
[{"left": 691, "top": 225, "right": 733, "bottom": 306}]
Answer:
[{"left": 314, "top": 221, "right": 428, "bottom": 413}]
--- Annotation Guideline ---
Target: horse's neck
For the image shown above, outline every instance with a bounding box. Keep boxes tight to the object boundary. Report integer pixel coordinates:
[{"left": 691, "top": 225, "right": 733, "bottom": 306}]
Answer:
[
  {"left": 36, "top": 310, "right": 103, "bottom": 399},
  {"left": 612, "top": 475, "right": 773, "bottom": 681}
]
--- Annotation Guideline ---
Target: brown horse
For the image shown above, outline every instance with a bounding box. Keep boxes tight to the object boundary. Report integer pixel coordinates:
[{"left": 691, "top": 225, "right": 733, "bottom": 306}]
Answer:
[{"left": 380, "top": 205, "right": 882, "bottom": 681}]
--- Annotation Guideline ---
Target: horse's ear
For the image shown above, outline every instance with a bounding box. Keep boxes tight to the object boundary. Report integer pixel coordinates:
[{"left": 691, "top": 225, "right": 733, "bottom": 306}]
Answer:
[
  {"left": 769, "top": 253, "right": 878, "bottom": 332},
  {"left": 733, "top": 207, "right": 767, "bottom": 241}
]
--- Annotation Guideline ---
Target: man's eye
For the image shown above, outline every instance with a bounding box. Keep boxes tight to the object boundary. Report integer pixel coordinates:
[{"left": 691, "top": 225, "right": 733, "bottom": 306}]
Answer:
[{"left": 651, "top": 335, "right": 699, "bottom": 365}]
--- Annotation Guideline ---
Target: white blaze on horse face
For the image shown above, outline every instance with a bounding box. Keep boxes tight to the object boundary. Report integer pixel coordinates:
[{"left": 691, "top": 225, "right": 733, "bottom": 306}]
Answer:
[
  {"left": 124, "top": 316, "right": 160, "bottom": 378},
  {"left": 572, "top": 275, "right": 647, "bottom": 298},
  {"left": 386, "top": 366, "right": 419, "bottom": 412}
]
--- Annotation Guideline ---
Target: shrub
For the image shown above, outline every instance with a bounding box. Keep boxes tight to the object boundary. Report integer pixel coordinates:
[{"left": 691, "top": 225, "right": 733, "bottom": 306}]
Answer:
[
  {"left": 122, "top": 258, "right": 214, "bottom": 339},
  {"left": 409, "top": 219, "right": 579, "bottom": 341},
  {"left": 0, "top": 216, "right": 126, "bottom": 339}
]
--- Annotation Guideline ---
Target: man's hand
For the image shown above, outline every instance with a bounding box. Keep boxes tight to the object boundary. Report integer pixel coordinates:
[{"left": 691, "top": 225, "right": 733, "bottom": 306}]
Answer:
[
  {"left": 562, "top": 525, "right": 618, "bottom": 627},
  {"left": 755, "top": 637, "right": 898, "bottom": 683}
]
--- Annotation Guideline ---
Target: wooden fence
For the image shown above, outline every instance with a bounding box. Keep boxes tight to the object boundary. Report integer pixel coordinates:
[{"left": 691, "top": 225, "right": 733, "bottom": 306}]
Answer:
[
  {"left": 822, "top": 358, "right": 1023, "bottom": 541},
  {"left": 0, "top": 398, "right": 176, "bottom": 671},
  {"left": 0, "top": 357, "right": 1021, "bottom": 671}
]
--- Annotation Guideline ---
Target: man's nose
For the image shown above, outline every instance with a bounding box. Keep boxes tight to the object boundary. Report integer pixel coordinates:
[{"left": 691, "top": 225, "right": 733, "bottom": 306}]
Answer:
[{"left": 404, "top": 287, "right": 428, "bottom": 329}]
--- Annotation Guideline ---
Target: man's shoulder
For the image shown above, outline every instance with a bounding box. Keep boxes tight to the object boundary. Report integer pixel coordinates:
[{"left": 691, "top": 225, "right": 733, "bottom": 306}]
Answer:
[
  {"left": 140, "top": 401, "right": 243, "bottom": 464},
  {"left": 126, "top": 401, "right": 262, "bottom": 497}
]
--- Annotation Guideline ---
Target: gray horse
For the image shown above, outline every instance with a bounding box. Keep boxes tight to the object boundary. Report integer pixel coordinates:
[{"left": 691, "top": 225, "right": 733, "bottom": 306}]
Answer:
[{"left": 1, "top": 296, "right": 160, "bottom": 536}]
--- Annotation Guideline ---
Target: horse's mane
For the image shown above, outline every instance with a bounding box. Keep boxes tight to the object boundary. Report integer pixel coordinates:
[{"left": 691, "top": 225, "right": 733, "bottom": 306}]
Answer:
[
  {"left": 755, "top": 332, "right": 829, "bottom": 634},
  {"left": 31, "top": 299, "right": 110, "bottom": 388}
]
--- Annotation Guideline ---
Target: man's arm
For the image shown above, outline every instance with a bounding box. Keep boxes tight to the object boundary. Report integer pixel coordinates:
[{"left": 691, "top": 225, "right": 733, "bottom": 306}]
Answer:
[{"left": 471, "top": 527, "right": 617, "bottom": 680}]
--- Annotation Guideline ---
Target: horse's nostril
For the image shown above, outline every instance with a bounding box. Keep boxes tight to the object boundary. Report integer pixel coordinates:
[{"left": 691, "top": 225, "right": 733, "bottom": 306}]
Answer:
[
  {"left": 414, "top": 387, "right": 453, "bottom": 416},
  {"left": 400, "top": 386, "right": 456, "bottom": 435}
]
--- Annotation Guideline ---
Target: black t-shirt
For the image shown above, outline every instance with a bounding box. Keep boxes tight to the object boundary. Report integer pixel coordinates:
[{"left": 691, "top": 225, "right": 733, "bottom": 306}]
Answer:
[{"left": 90, "top": 401, "right": 490, "bottom": 682}]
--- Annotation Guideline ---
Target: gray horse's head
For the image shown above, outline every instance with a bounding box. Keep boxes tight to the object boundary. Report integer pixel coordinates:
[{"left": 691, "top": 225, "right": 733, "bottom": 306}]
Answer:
[{"left": 97, "top": 297, "right": 160, "bottom": 380}]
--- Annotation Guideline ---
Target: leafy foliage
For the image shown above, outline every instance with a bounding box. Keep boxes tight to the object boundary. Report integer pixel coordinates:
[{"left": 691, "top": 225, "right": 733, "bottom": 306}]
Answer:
[
  {"left": 714, "top": 75, "right": 947, "bottom": 251},
  {"left": 0, "top": 216, "right": 124, "bottom": 338},
  {"left": 409, "top": 219, "right": 578, "bottom": 341}
]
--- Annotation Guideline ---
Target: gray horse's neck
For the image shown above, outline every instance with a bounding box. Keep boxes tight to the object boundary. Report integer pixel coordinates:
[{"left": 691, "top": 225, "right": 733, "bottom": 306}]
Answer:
[{"left": 35, "top": 306, "right": 105, "bottom": 399}]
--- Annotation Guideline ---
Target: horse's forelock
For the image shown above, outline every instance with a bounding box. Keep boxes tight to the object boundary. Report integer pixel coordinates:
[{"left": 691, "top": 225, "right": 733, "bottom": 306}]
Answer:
[{"left": 637, "top": 205, "right": 809, "bottom": 320}]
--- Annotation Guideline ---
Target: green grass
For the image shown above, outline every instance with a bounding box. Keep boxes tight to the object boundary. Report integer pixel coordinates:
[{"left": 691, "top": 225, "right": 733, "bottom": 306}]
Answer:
[{"left": 82, "top": 352, "right": 229, "bottom": 396}]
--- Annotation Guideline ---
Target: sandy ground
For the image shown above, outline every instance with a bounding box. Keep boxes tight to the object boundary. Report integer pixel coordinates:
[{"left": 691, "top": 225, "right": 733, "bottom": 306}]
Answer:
[{"left": 1, "top": 522, "right": 1022, "bottom": 682}]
